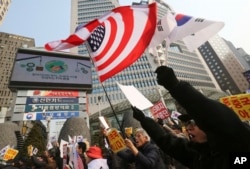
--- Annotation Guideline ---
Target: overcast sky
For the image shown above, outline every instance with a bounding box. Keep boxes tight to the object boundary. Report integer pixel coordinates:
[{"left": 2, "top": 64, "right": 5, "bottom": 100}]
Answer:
[{"left": 1, "top": 0, "right": 249, "bottom": 54}]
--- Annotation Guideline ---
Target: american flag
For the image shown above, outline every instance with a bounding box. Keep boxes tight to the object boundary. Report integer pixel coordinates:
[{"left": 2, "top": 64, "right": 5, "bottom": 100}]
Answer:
[{"left": 45, "top": 3, "right": 157, "bottom": 82}]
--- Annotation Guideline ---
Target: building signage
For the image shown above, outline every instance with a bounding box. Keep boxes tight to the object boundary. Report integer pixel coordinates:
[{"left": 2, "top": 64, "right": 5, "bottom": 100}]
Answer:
[
  {"left": 27, "top": 90, "right": 80, "bottom": 97},
  {"left": 23, "top": 113, "right": 36, "bottom": 120},
  {"left": 25, "top": 104, "right": 79, "bottom": 112},
  {"left": 23, "top": 111, "right": 79, "bottom": 120},
  {"left": 9, "top": 48, "right": 92, "bottom": 91},
  {"left": 26, "top": 97, "right": 79, "bottom": 104}
]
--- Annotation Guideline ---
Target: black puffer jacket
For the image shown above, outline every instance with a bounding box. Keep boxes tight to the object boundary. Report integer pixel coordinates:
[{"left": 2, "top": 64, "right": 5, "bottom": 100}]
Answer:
[
  {"left": 138, "top": 81, "right": 250, "bottom": 169},
  {"left": 117, "top": 142, "right": 166, "bottom": 169}
]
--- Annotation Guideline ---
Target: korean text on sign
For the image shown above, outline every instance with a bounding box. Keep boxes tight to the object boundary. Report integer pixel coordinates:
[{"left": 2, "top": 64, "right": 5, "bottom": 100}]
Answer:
[
  {"left": 107, "top": 128, "right": 126, "bottom": 153},
  {"left": 220, "top": 94, "right": 250, "bottom": 120},
  {"left": 150, "top": 101, "right": 170, "bottom": 120},
  {"left": 3, "top": 148, "right": 19, "bottom": 161}
]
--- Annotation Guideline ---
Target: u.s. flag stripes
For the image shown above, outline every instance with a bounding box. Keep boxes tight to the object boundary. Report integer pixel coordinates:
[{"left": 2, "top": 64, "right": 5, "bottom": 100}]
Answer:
[{"left": 45, "top": 3, "right": 157, "bottom": 82}]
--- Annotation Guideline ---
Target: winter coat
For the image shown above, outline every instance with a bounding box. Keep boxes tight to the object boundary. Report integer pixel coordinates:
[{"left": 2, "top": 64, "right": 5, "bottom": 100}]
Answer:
[
  {"left": 117, "top": 142, "right": 166, "bottom": 169},
  {"left": 138, "top": 81, "right": 250, "bottom": 169}
]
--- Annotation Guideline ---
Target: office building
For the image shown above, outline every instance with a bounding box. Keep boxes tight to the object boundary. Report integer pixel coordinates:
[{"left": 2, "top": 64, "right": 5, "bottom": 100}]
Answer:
[
  {"left": 198, "top": 35, "right": 249, "bottom": 94},
  {"left": 226, "top": 41, "right": 250, "bottom": 71},
  {"left": 0, "top": 32, "right": 35, "bottom": 122},
  {"left": 0, "top": 0, "right": 11, "bottom": 26}
]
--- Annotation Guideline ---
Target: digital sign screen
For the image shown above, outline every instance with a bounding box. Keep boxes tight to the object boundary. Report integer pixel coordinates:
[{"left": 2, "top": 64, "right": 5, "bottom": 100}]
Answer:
[{"left": 9, "top": 48, "right": 92, "bottom": 91}]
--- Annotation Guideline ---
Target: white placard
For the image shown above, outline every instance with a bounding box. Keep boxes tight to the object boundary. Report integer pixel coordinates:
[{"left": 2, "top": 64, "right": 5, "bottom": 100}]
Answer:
[
  {"left": 99, "top": 116, "right": 110, "bottom": 129},
  {"left": 116, "top": 82, "right": 153, "bottom": 110}
]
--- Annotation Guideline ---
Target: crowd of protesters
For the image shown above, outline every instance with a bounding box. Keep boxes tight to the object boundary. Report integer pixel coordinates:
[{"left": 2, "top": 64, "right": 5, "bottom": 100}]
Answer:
[
  {"left": 132, "top": 66, "right": 250, "bottom": 169},
  {"left": 1, "top": 66, "right": 250, "bottom": 169}
]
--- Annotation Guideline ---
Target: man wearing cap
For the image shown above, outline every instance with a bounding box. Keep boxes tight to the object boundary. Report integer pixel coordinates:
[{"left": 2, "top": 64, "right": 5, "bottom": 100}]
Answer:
[
  {"left": 132, "top": 66, "right": 250, "bottom": 169},
  {"left": 86, "top": 146, "right": 109, "bottom": 169}
]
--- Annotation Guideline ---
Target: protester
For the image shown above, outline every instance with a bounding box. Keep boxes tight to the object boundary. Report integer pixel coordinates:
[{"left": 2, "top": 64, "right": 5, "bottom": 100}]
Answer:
[
  {"left": 86, "top": 146, "right": 109, "bottom": 169},
  {"left": 161, "top": 119, "right": 188, "bottom": 140},
  {"left": 132, "top": 66, "right": 250, "bottom": 169},
  {"left": 117, "top": 128, "right": 165, "bottom": 169},
  {"left": 16, "top": 157, "right": 31, "bottom": 169},
  {"left": 52, "top": 142, "right": 63, "bottom": 169},
  {"left": 77, "top": 142, "right": 88, "bottom": 169},
  {"left": 156, "top": 118, "right": 189, "bottom": 169},
  {"left": 29, "top": 149, "right": 57, "bottom": 169}
]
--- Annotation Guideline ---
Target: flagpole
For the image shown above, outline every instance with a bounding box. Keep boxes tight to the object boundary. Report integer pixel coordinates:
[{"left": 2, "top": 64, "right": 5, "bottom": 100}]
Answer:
[
  {"left": 85, "top": 44, "right": 125, "bottom": 138},
  {"left": 100, "top": 83, "right": 124, "bottom": 135}
]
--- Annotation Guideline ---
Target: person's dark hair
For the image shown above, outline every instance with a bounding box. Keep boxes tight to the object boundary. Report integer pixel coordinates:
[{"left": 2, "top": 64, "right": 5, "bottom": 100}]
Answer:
[
  {"left": 157, "top": 118, "right": 164, "bottom": 126},
  {"left": 170, "top": 124, "right": 182, "bottom": 131},
  {"left": 78, "top": 142, "right": 87, "bottom": 152},
  {"left": 48, "top": 148, "right": 56, "bottom": 160}
]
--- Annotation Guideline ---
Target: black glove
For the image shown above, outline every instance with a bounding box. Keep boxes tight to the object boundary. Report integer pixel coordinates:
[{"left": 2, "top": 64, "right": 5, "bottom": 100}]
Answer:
[
  {"left": 131, "top": 106, "right": 145, "bottom": 121},
  {"left": 155, "top": 66, "right": 179, "bottom": 91}
]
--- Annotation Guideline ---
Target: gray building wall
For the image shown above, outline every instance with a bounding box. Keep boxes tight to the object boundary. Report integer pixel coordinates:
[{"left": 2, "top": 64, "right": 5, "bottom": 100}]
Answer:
[
  {"left": 0, "top": 0, "right": 11, "bottom": 26},
  {"left": 0, "top": 32, "right": 35, "bottom": 121}
]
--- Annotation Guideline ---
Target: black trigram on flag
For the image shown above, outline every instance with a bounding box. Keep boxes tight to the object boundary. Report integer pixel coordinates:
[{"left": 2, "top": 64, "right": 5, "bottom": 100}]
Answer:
[
  {"left": 157, "top": 20, "right": 164, "bottom": 31},
  {"left": 195, "top": 18, "right": 204, "bottom": 22}
]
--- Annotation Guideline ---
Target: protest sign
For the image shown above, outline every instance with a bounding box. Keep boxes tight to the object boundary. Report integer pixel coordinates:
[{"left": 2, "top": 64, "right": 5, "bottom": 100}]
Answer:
[{"left": 106, "top": 128, "right": 126, "bottom": 153}]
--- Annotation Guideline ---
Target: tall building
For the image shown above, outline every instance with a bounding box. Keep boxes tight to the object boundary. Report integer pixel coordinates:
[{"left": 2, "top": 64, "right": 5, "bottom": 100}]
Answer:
[
  {"left": 236, "top": 48, "right": 250, "bottom": 70},
  {"left": 226, "top": 41, "right": 250, "bottom": 71},
  {"left": 198, "top": 35, "right": 249, "bottom": 94},
  {"left": 70, "top": 0, "right": 224, "bottom": 116},
  {"left": 0, "top": 0, "right": 11, "bottom": 26},
  {"left": 0, "top": 32, "right": 35, "bottom": 122}
]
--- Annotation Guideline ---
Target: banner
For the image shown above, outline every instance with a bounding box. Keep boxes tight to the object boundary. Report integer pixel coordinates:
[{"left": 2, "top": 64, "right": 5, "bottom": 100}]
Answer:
[
  {"left": 150, "top": 100, "right": 170, "bottom": 119},
  {"left": 106, "top": 128, "right": 126, "bottom": 153},
  {"left": 220, "top": 94, "right": 250, "bottom": 120},
  {"left": 3, "top": 148, "right": 19, "bottom": 161}
]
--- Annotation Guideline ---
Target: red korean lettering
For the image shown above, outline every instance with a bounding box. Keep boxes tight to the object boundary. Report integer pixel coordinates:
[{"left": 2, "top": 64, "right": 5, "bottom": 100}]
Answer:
[
  {"left": 239, "top": 97, "right": 250, "bottom": 106},
  {"left": 231, "top": 98, "right": 243, "bottom": 108},
  {"left": 238, "top": 109, "right": 250, "bottom": 118}
]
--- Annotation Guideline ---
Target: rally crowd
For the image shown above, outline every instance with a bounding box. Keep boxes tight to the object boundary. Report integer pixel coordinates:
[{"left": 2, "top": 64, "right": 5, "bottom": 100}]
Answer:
[{"left": 1, "top": 66, "right": 250, "bottom": 169}]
